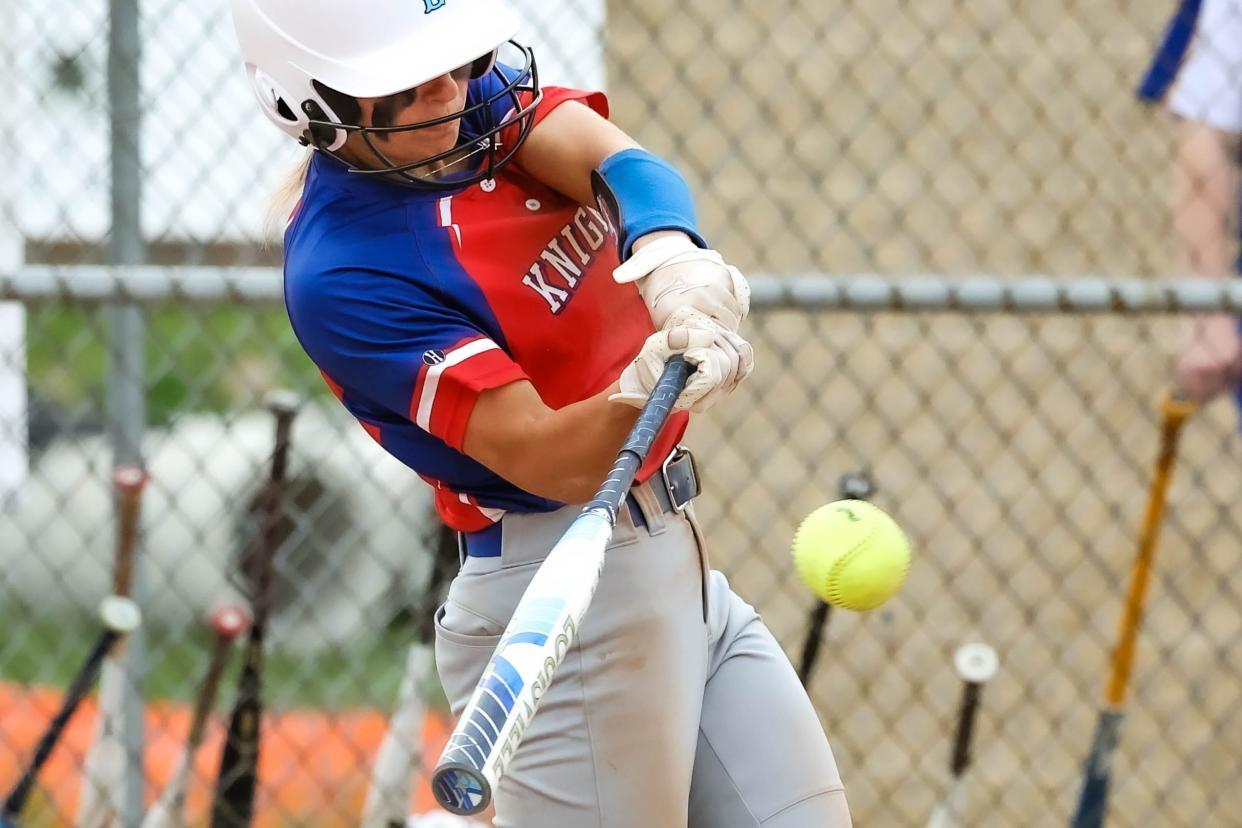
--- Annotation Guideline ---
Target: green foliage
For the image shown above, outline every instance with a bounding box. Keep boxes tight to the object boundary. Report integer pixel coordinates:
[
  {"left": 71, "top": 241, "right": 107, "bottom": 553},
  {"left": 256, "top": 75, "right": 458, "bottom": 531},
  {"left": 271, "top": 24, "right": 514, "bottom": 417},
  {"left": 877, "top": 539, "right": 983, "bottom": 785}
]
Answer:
[{"left": 25, "top": 305, "right": 328, "bottom": 427}]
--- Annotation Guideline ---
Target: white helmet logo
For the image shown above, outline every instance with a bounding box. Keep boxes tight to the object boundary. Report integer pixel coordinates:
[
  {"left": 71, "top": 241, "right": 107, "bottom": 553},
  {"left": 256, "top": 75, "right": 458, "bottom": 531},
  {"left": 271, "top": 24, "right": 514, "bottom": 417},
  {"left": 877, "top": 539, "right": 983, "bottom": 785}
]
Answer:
[{"left": 424, "top": 0, "right": 446, "bottom": 11}]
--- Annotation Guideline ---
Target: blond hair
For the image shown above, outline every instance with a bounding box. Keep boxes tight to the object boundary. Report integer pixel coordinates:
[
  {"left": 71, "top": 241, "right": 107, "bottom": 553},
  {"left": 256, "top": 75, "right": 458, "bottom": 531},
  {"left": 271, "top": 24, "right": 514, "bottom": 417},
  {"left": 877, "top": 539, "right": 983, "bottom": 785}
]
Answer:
[{"left": 264, "top": 149, "right": 314, "bottom": 244}]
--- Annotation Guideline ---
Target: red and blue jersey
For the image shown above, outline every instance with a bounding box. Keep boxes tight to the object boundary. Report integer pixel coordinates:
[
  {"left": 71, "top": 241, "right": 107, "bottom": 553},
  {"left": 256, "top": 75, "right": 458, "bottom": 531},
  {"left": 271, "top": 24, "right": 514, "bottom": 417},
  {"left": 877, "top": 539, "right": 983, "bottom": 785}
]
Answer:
[{"left": 283, "top": 77, "right": 688, "bottom": 531}]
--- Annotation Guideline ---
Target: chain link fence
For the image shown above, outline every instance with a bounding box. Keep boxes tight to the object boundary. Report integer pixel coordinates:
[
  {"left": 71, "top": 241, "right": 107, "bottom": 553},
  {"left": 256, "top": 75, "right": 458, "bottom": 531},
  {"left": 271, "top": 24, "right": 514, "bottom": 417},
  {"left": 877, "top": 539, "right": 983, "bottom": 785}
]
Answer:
[{"left": 3, "top": 0, "right": 1241, "bottom": 826}]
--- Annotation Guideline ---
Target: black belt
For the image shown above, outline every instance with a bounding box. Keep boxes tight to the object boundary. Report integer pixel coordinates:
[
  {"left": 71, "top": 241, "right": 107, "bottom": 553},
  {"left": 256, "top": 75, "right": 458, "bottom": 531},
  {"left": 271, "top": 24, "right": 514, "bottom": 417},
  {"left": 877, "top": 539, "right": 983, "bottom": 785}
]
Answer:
[
  {"left": 627, "top": 446, "right": 700, "bottom": 529},
  {"left": 462, "top": 447, "right": 701, "bottom": 557}
]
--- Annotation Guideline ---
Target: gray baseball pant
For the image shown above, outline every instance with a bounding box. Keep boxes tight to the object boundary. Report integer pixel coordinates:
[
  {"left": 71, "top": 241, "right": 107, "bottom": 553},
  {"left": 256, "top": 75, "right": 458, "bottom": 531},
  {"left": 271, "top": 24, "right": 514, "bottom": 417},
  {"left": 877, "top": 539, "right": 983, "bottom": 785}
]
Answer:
[{"left": 434, "top": 481, "right": 851, "bottom": 827}]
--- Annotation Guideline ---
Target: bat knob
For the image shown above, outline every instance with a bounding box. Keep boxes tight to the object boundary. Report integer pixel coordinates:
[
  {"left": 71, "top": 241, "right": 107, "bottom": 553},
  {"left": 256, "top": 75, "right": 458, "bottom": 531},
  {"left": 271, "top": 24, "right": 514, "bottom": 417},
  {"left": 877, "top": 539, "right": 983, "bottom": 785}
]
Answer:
[
  {"left": 954, "top": 642, "right": 999, "bottom": 684},
  {"left": 837, "top": 469, "right": 877, "bottom": 501},
  {"left": 264, "top": 389, "right": 303, "bottom": 417},
  {"left": 112, "top": 465, "right": 149, "bottom": 494},
  {"left": 210, "top": 604, "right": 252, "bottom": 639},
  {"left": 1160, "top": 388, "right": 1196, "bottom": 423},
  {"left": 99, "top": 595, "right": 143, "bottom": 633},
  {"left": 432, "top": 763, "right": 491, "bottom": 816}
]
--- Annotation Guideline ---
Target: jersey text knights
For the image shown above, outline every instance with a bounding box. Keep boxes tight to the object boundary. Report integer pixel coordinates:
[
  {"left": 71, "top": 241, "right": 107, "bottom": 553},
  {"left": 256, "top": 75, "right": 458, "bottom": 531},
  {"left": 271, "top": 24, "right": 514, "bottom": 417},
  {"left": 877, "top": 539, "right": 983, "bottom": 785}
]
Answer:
[{"left": 283, "top": 77, "right": 689, "bottom": 531}]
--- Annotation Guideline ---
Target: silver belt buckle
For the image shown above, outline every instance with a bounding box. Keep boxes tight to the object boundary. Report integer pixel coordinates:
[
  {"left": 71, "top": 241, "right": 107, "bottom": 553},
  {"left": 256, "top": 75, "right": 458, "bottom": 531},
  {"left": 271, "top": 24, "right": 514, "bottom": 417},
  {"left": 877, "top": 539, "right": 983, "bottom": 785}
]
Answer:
[{"left": 661, "top": 445, "right": 699, "bottom": 512}]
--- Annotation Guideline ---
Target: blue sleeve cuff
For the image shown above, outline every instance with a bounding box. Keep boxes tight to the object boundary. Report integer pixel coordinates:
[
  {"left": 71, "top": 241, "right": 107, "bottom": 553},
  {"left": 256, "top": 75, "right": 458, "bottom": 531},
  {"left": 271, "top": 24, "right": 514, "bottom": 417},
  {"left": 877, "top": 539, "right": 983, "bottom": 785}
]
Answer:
[
  {"left": 592, "top": 148, "right": 707, "bottom": 259},
  {"left": 1137, "top": 0, "right": 1202, "bottom": 103}
]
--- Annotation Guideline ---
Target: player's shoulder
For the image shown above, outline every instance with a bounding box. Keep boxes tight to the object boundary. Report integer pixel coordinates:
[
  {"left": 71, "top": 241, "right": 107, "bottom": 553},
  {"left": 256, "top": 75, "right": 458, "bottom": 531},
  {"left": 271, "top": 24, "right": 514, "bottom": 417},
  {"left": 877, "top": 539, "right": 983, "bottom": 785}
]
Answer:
[
  {"left": 289, "top": 156, "right": 413, "bottom": 248},
  {"left": 285, "top": 157, "right": 440, "bottom": 290},
  {"left": 283, "top": 212, "right": 444, "bottom": 351}
]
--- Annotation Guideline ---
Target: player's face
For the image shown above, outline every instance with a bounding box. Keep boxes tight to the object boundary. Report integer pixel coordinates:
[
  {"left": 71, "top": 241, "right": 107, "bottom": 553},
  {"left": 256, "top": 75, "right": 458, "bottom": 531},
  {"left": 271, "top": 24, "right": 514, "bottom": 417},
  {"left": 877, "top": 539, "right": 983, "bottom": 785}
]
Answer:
[{"left": 345, "top": 69, "right": 472, "bottom": 171}]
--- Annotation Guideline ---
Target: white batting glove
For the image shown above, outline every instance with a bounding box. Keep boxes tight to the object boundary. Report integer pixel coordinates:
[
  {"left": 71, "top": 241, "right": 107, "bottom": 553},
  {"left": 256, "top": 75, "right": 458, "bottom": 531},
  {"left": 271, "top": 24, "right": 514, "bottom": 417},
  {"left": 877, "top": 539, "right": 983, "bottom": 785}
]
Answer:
[
  {"left": 613, "top": 233, "right": 751, "bottom": 333},
  {"left": 612, "top": 309, "right": 755, "bottom": 413}
]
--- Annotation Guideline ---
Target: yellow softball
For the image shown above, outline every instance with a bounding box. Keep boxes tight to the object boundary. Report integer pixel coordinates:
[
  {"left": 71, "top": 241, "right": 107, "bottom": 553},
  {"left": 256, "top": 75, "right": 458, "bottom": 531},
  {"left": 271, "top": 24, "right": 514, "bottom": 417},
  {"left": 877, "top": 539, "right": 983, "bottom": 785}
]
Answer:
[{"left": 791, "top": 499, "right": 911, "bottom": 611}]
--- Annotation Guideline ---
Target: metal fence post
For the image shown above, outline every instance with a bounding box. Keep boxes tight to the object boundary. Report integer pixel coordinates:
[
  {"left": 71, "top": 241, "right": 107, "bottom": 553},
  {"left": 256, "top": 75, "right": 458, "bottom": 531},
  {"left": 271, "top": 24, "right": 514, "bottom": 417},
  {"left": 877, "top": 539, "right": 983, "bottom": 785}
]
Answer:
[
  {"left": 108, "top": 0, "right": 147, "bottom": 824},
  {"left": 0, "top": 0, "right": 26, "bottom": 511}
]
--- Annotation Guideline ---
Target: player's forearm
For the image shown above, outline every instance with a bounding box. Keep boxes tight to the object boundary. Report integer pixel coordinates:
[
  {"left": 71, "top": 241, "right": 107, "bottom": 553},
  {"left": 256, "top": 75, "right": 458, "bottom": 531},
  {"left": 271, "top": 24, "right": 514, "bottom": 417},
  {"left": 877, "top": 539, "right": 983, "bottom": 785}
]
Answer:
[
  {"left": 463, "top": 380, "right": 640, "bottom": 504},
  {"left": 1172, "top": 121, "right": 1239, "bottom": 279},
  {"left": 517, "top": 385, "right": 641, "bottom": 504}
]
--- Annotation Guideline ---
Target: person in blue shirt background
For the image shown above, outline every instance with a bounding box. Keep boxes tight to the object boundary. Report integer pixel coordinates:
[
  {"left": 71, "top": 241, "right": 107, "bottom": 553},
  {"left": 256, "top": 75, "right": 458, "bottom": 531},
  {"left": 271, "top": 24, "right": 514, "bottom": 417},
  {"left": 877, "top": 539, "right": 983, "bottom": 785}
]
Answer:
[{"left": 1141, "top": 0, "right": 1242, "bottom": 403}]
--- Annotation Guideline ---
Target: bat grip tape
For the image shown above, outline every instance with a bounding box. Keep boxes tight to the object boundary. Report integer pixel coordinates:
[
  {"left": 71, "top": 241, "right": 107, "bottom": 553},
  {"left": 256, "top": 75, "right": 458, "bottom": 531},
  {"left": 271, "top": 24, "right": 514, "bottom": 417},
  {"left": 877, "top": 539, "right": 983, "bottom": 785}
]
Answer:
[{"left": 587, "top": 357, "right": 692, "bottom": 519}]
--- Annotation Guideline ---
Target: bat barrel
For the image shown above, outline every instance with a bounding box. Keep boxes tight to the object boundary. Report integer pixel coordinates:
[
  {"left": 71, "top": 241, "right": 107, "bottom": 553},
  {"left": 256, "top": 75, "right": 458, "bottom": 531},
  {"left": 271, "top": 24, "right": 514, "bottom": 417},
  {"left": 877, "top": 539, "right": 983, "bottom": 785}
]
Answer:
[
  {"left": 949, "top": 683, "right": 981, "bottom": 778},
  {"left": 431, "top": 511, "right": 612, "bottom": 815},
  {"left": 1104, "top": 412, "right": 1190, "bottom": 707},
  {"left": 796, "top": 602, "right": 831, "bottom": 685},
  {"left": 3, "top": 608, "right": 133, "bottom": 818},
  {"left": 263, "top": 389, "right": 301, "bottom": 489},
  {"left": 3, "top": 630, "right": 119, "bottom": 814},
  {"left": 1074, "top": 389, "right": 1194, "bottom": 828},
  {"left": 188, "top": 627, "right": 243, "bottom": 748},
  {"left": 431, "top": 358, "right": 693, "bottom": 815},
  {"left": 948, "top": 642, "right": 997, "bottom": 778},
  {"left": 111, "top": 464, "right": 148, "bottom": 598},
  {"left": 249, "top": 392, "right": 300, "bottom": 627},
  {"left": 210, "top": 394, "right": 300, "bottom": 828}
]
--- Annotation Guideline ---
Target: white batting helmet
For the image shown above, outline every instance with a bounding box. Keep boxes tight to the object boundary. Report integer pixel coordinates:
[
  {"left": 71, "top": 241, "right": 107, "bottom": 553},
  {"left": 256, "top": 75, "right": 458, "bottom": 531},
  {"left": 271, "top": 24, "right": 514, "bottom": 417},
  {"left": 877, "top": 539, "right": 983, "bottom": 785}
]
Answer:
[{"left": 230, "top": 0, "right": 540, "bottom": 187}]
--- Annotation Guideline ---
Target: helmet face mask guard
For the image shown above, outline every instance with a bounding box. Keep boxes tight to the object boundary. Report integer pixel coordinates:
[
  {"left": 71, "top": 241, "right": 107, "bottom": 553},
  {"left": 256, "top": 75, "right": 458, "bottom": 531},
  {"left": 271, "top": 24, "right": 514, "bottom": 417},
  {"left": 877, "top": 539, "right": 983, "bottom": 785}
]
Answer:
[
  {"left": 231, "top": 0, "right": 541, "bottom": 191},
  {"left": 302, "top": 41, "right": 541, "bottom": 190}
]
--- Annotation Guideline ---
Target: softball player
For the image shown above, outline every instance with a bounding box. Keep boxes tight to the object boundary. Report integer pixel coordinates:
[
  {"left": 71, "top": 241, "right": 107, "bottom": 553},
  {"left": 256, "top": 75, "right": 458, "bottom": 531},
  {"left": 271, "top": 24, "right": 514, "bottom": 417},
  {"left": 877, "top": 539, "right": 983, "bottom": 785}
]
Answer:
[
  {"left": 230, "top": 1, "right": 850, "bottom": 825},
  {"left": 1140, "top": 0, "right": 1242, "bottom": 403}
]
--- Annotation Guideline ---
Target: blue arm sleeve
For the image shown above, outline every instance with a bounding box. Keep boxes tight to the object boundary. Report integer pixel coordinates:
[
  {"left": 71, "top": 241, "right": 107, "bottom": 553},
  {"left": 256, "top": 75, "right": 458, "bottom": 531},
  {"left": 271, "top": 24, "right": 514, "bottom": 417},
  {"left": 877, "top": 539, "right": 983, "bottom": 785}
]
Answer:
[{"left": 592, "top": 148, "right": 707, "bottom": 259}]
